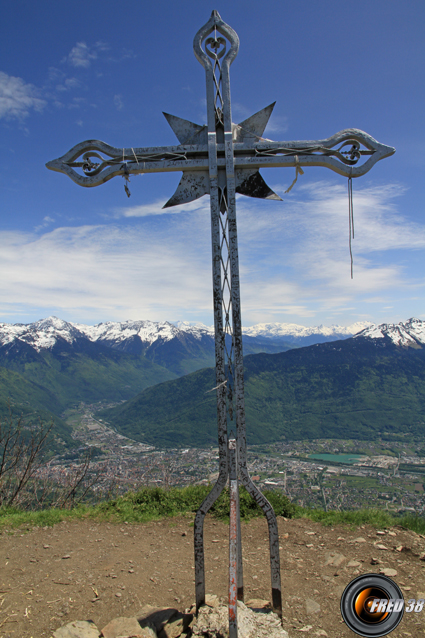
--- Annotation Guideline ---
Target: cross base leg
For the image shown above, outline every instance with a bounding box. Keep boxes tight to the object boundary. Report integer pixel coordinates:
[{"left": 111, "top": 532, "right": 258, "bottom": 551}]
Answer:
[
  {"left": 194, "top": 468, "right": 228, "bottom": 612},
  {"left": 229, "top": 435, "right": 238, "bottom": 638},
  {"left": 240, "top": 470, "right": 283, "bottom": 619},
  {"left": 194, "top": 434, "right": 283, "bottom": 635}
]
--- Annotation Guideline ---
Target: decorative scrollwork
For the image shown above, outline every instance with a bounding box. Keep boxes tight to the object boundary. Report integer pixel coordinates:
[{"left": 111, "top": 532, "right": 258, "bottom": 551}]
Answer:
[
  {"left": 336, "top": 140, "right": 361, "bottom": 164},
  {"left": 193, "top": 10, "right": 239, "bottom": 71},
  {"left": 61, "top": 146, "right": 188, "bottom": 178},
  {"left": 205, "top": 36, "right": 226, "bottom": 60},
  {"left": 46, "top": 127, "right": 395, "bottom": 187},
  {"left": 255, "top": 138, "right": 368, "bottom": 166}
]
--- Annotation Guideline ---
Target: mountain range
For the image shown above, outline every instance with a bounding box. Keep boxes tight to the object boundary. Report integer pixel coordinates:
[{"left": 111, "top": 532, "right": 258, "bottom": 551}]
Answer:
[
  {"left": 97, "top": 318, "right": 425, "bottom": 447},
  {"left": 1, "top": 315, "right": 423, "bottom": 449},
  {"left": 0, "top": 316, "right": 371, "bottom": 359}
]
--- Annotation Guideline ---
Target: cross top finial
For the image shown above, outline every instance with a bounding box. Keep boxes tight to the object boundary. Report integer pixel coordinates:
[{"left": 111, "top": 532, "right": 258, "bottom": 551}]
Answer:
[{"left": 194, "top": 10, "right": 239, "bottom": 69}]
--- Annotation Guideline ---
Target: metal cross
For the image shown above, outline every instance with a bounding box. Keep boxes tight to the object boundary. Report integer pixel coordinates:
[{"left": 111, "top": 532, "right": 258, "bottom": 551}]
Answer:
[{"left": 47, "top": 11, "right": 395, "bottom": 636}]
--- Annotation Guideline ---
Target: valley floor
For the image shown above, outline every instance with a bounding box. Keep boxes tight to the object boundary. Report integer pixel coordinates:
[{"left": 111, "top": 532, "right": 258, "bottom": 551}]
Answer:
[{"left": 56, "top": 403, "right": 425, "bottom": 514}]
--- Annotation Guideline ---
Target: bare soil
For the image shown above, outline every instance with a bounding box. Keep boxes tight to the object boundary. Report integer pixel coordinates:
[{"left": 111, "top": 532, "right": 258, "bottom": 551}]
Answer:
[{"left": 1, "top": 515, "right": 425, "bottom": 637}]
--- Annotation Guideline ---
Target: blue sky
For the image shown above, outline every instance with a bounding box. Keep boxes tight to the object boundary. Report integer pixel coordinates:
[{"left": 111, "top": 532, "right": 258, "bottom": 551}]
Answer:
[{"left": 1, "top": 0, "right": 424, "bottom": 328}]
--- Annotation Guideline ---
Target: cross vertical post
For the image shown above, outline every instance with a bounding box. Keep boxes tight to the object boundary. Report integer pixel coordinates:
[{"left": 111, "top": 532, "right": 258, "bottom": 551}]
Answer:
[
  {"left": 192, "top": 10, "right": 283, "bottom": 625},
  {"left": 46, "top": 10, "right": 395, "bottom": 637}
]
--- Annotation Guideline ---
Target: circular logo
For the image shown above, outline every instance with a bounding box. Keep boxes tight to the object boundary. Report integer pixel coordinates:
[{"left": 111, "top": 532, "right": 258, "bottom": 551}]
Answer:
[{"left": 340, "top": 574, "right": 404, "bottom": 637}]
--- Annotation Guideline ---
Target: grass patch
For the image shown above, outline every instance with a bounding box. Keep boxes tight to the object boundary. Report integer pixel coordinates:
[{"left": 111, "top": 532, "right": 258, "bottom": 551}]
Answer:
[
  {"left": 0, "top": 485, "right": 296, "bottom": 529},
  {"left": 94, "top": 484, "right": 296, "bottom": 523},
  {"left": 1, "top": 485, "right": 425, "bottom": 537},
  {"left": 0, "top": 504, "right": 92, "bottom": 531},
  {"left": 296, "top": 506, "right": 425, "bottom": 534}
]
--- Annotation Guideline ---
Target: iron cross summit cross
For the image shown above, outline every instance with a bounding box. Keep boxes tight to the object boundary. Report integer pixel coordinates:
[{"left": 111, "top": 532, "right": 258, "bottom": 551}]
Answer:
[{"left": 47, "top": 11, "right": 395, "bottom": 636}]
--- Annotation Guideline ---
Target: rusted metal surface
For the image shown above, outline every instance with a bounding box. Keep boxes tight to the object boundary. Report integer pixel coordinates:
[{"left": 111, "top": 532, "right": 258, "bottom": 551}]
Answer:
[{"left": 46, "top": 10, "right": 395, "bottom": 637}]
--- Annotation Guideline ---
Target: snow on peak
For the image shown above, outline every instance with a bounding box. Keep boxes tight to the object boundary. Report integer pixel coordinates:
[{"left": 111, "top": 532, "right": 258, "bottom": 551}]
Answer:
[
  {"left": 242, "top": 321, "right": 372, "bottom": 339},
  {"left": 172, "top": 321, "right": 214, "bottom": 336},
  {"left": 0, "top": 316, "right": 83, "bottom": 351},
  {"left": 1, "top": 315, "right": 418, "bottom": 353},
  {"left": 76, "top": 319, "right": 184, "bottom": 346},
  {"left": 354, "top": 318, "right": 425, "bottom": 347}
]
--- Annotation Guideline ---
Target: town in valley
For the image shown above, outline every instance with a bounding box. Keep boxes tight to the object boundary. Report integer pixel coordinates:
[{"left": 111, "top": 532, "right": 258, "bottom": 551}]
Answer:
[{"left": 41, "top": 402, "right": 425, "bottom": 515}]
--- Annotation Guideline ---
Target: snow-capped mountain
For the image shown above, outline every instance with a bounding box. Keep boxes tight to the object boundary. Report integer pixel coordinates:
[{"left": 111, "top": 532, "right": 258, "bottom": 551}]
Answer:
[
  {"left": 4, "top": 315, "right": 423, "bottom": 359},
  {"left": 0, "top": 317, "right": 212, "bottom": 353},
  {"left": 355, "top": 317, "right": 425, "bottom": 347},
  {"left": 76, "top": 319, "right": 214, "bottom": 348},
  {"left": 242, "top": 321, "right": 372, "bottom": 340},
  {"left": 3, "top": 315, "right": 425, "bottom": 449},
  {"left": 99, "top": 317, "right": 425, "bottom": 448},
  {"left": 0, "top": 316, "right": 84, "bottom": 352},
  {"left": 0, "top": 316, "right": 375, "bottom": 354}
]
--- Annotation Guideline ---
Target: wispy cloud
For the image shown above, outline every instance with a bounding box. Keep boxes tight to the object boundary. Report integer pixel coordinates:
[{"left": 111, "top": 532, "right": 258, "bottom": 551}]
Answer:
[
  {"left": 113, "top": 94, "right": 124, "bottom": 111},
  {"left": 0, "top": 220, "right": 212, "bottom": 323},
  {"left": 1, "top": 182, "right": 422, "bottom": 325},
  {"left": 0, "top": 72, "right": 46, "bottom": 120},
  {"left": 115, "top": 196, "right": 211, "bottom": 218},
  {"left": 234, "top": 181, "right": 422, "bottom": 320},
  {"left": 34, "top": 216, "right": 55, "bottom": 233},
  {"left": 65, "top": 41, "right": 109, "bottom": 68},
  {"left": 66, "top": 42, "right": 98, "bottom": 68},
  {"left": 55, "top": 77, "right": 81, "bottom": 92},
  {"left": 231, "top": 101, "right": 288, "bottom": 136},
  {"left": 263, "top": 114, "right": 289, "bottom": 136}
]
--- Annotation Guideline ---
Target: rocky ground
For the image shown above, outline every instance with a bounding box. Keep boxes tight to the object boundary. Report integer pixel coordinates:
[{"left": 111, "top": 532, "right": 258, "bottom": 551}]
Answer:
[{"left": 1, "top": 515, "right": 425, "bottom": 637}]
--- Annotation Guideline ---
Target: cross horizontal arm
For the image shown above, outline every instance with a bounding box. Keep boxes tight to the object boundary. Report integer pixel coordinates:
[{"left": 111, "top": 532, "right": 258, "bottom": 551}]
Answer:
[{"left": 46, "top": 128, "right": 395, "bottom": 188}]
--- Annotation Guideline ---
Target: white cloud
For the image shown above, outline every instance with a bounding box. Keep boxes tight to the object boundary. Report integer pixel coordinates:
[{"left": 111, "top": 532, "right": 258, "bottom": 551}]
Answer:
[
  {"left": 56, "top": 77, "right": 81, "bottom": 92},
  {"left": 0, "top": 72, "right": 46, "bottom": 120},
  {"left": 67, "top": 42, "right": 98, "bottom": 68},
  {"left": 65, "top": 41, "right": 110, "bottom": 68},
  {"left": 263, "top": 114, "right": 289, "bottom": 136},
  {"left": 230, "top": 102, "right": 289, "bottom": 136},
  {"left": 34, "top": 216, "right": 55, "bottom": 233},
  {"left": 234, "top": 180, "right": 423, "bottom": 319},
  {"left": 114, "top": 94, "right": 124, "bottom": 111},
  {"left": 1, "top": 181, "right": 423, "bottom": 326},
  {"left": 0, "top": 219, "right": 213, "bottom": 323},
  {"left": 115, "top": 196, "right": 211, "bottom": 218}
]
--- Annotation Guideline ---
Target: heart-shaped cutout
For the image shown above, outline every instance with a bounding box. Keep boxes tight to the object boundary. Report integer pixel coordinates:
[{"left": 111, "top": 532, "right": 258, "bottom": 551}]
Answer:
[{"left": 205, "top": 36, "right": 226, "bottom": 60}]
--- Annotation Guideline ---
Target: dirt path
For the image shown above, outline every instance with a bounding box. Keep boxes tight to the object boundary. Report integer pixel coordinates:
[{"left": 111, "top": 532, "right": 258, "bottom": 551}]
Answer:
[{"left": 1, "top": 515, "right": 425, "bottom": 637}]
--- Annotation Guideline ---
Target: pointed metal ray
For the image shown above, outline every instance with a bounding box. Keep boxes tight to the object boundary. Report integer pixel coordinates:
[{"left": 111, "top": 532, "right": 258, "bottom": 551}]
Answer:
[
  {"left": 163, "top": 171, "right": 210, "bottom": 208},
  {"left": 163, "top": 112, "right": 207, "bottom": 145},
  {"left": 234, "top": 103, "right": 276, "bottom": 141},
  {"left": 235, "top": 168, "right": 282, "bottom": 200}
]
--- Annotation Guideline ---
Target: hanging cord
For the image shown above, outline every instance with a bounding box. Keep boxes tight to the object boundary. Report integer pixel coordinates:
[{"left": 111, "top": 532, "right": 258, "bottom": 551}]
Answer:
[
  {"left": 122, "top": 148, "right": 131, "bottom": 197},
  {"left": 348, "top": 176, "right": 354, "bottom": 278},
  {"left": 284, "top": 155, "right": 304, "bottom": 194},
  {"left": 131, "top": 147, "right": 139, "bottom": 166}
]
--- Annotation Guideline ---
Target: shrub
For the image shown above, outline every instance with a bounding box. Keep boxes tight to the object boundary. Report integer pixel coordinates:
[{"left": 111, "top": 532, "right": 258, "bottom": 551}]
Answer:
[{"left": 96, "top": 484, "right": 296, "bottom": 523}]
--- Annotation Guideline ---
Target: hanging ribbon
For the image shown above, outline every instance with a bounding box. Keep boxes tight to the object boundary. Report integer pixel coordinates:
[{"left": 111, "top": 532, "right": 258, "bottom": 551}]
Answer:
[
  {"left": 284, "top": 155, "right": 304, "bottom": 193},
  {"left": 348, "top": 176, "right": 354, "bottom": 278},
  {"left": 122, "top": 148, "right": 131, "bottom": 197}
]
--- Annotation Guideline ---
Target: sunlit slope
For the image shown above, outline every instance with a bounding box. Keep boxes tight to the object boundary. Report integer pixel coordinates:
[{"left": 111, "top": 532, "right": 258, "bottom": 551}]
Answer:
[
  {"left": 0, "top": 337, "right": 177, "bottom": 411},
  {"left": 0, "top": 365, "right": 72, "bottom": 446},
  {"left": 97, "top": 335, "right": 425, "bottom": 447}
]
